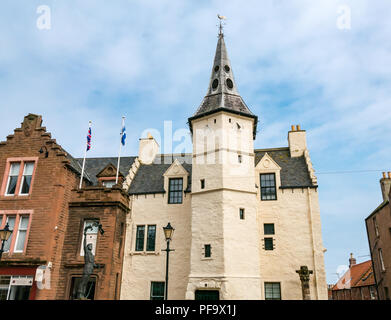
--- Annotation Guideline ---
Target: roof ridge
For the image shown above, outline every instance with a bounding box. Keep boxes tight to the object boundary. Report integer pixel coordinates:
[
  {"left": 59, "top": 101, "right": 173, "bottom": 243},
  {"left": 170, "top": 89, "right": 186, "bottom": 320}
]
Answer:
[
  {"left": 351, "top": 260, "right": 372, "bottom": 268},
  {"left": 75, "top": 156, "right": 136, "bottom": 160},
  {"left": 255, "top": 147, "right": 289, "bottom": 152}
]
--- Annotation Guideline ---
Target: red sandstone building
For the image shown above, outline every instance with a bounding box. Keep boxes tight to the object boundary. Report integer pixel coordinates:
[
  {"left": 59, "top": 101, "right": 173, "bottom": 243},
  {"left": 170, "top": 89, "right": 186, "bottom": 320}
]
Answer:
[
  {"left": 0, "top": 114, "right": 130, "bottom": 300},
  {"left": 365, "top": 172, "right": 391, "bottom": 300},
  {"left": 331, "top": 254, "right": 377, "bottom": 300}
]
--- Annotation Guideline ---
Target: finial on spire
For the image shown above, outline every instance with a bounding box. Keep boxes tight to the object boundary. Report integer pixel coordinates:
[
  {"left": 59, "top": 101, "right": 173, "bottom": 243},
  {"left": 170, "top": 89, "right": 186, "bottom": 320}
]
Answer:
[{"left": 217, "top": 14, "right": 227, "bottom": 36}]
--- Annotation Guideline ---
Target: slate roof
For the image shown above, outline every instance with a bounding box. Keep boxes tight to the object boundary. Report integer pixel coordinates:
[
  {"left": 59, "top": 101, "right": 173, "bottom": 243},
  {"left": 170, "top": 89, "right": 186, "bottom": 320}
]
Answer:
[
  {"left": 74, "top": 156, "right": 137, "bottom": 185},
  {"left": 255, "top": 148, "right": 315, "bottom": 187},
  {"left": 128, "top": 154, "right": 192, "bottom": 195},
  {"left": 127, "top": 148, "right": 315, "bottom": 195},
  {"left": 64, "top": 147, "right": 314, "bottom": 193},
  {"left": 366, "top": 199, "right": 389, "bottom": 220},
  {"left": 193, "top": 94, "right": 255, "bottom": 119}
]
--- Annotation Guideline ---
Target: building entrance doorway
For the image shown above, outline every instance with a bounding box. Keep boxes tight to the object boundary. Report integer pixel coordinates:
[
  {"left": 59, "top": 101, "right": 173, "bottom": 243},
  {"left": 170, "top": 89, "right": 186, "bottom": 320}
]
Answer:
[{"left": 195, "top": 290, "right": 220, "bottom": 300}]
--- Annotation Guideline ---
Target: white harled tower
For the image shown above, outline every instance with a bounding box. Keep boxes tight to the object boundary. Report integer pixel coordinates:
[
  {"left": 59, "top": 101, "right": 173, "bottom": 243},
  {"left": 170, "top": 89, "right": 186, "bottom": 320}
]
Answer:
[{"left": 186, "top": 25, "right": 262, "bottom": 299}]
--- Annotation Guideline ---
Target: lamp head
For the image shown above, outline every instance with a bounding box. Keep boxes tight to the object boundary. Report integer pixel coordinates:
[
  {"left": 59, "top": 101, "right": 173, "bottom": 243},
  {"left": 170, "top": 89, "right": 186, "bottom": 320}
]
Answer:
[
  {"left": 163, "top": 222, "right": 174, "bottom": 241},
  {"left": 0, "top": 223, "right": 13, "bottom": 242}
]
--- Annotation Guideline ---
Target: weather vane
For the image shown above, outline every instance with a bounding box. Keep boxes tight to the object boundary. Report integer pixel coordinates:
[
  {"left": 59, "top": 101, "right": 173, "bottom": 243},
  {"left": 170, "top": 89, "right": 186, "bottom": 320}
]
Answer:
[{"left": 217, "top": 14, "right": 227, "bottom": 36}]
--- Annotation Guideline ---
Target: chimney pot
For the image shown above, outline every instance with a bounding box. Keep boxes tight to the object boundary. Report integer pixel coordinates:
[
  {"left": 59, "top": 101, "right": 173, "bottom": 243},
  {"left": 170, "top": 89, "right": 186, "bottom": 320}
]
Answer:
[
  {"left": 291, "top": 125, "right": 295, "bottom": 131},
  {"left": 383, "top": 172, "right": 386, "bottom": 179},
  {"left": 349, "top": 253, "right": 356, "bottom": 268},
  {"left": 388, "top": 172, "right": 391, "bottom": 179},
  {"left": 297, "top": 125, "right": 301, "bottom": 131}
]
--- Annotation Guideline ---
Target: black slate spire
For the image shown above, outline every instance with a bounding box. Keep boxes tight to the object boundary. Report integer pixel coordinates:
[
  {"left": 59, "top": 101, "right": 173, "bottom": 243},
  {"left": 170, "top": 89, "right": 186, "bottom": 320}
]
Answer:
[{"left": 188, "top": 31, "right": 258, "bottom": 139}]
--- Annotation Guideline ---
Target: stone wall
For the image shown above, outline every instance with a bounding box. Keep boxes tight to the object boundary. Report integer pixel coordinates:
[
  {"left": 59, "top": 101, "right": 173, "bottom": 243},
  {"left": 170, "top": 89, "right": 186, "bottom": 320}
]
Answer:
[{"left": 58, "top": 186, "right": 129, "bottom": 299}]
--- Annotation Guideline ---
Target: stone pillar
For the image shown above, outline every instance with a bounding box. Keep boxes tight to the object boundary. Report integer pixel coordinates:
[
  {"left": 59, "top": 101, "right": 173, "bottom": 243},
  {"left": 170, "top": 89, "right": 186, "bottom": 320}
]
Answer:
[{"left": 296, "top": 266, "right": 313, "bottom": 300}]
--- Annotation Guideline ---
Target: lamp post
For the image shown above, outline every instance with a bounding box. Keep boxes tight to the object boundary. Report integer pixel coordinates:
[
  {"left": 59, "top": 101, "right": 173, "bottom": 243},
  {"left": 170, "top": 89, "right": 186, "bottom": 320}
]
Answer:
[
  {"left": 162, "top": 222, "right": 175, "bottom": 300},
  {"left": 0, "top": 223, "right": 13, "bottom": 261}
]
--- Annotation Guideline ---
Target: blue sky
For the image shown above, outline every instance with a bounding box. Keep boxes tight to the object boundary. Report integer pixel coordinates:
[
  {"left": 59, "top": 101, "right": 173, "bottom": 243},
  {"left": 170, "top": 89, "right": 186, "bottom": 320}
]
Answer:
[{"left": 1, "top": 0, "right": 390, "bottom": 284}]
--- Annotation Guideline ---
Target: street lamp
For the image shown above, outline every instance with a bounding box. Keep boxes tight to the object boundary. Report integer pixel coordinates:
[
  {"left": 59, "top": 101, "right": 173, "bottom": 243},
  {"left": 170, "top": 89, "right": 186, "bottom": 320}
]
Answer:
[
  {"left": 162, "top": 222, "right": 175, "bottom": 300},
  {"left": 0, "top": 223, "right": 13, "bottom": 261}
]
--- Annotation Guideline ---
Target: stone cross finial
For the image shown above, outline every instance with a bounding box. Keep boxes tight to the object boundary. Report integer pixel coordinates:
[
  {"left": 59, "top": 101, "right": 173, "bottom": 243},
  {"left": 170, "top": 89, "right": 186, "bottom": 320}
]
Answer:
[{"left": 296, "top": 265, "right": 313, "bottom": 300}]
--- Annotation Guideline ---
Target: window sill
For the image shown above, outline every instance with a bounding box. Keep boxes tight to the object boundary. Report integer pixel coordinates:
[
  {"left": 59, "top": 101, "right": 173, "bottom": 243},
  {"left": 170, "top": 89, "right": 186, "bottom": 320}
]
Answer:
[
  {"left": 201, "top": 257, "right": 213, "bottom": 261},
  {"left": 0, "top": 195, "right": 31, "bottom": 201},
  {"left": 130, "top": 251, "right": 160, "bottom": 256},
  {"left": 0, "top": 252, "right": 26, "bottom": 258}
]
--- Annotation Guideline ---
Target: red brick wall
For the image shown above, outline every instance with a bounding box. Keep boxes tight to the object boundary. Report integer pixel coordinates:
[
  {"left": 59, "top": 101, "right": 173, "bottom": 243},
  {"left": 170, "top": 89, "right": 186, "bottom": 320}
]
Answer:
[
  {"left": 332, "top": 285, "right": 377, "bottom": 300},
  {"left": 0, "top": 114, "right": 80, "bottom": 299},
  {"left": 58, "top": 187, "right": 129, "bottom": 300},
  {"left": 366, "top": 203, "right": 391, "bottom": 300}
]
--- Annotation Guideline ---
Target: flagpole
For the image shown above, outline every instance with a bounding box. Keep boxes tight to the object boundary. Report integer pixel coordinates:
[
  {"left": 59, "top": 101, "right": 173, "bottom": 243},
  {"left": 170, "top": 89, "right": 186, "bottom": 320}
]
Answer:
[
  {"left": 79, "top": 120, "right": 91, "bottom": 189},
  {"left": 116, "top": 116, "right": 125, "bottom": 184}
]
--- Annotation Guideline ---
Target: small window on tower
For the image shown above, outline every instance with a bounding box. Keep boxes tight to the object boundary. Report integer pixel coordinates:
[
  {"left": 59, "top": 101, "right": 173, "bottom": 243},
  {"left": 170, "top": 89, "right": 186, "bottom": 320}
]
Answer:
[
  {"left": 204, "top": 244, "right": 211, "bottom": 258},
  {"left": 229, "top": 118, "right": 231, "bottom": 123},
  {"left": 238, "top": 155, "right": 242, "bottom": 163},
  {"left": 264, "top": 223, "right": 275, "bottom": 235},
  {"left": 214, "top": 119, "right": 216, "bottom": 124},
  {"left": 214, "top": 66, "right": 219, "bottom": 72},
  {"left": 226, "top": 78, "right": 233, "bottom": 89},
  {"left": 239, "top": 208, "right": 245, "bottom": 220},
  {"left": 264, "top": 238, "right": 274, "bottom": 251},
  {"left": 212, "top": 79, "right": 219, "bottom": 90},
  {"left": 200, "top": 179, "right": 205, "bottom": 189}
]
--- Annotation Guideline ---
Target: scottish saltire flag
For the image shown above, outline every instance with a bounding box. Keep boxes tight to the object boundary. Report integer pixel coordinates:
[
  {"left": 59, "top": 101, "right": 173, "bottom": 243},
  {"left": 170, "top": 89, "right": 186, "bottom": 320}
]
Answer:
[
  {"left": 86, "top": 125, "right": 92, "bottom": 151},
  {"left": 121, "top": 124, "right": 126, "bottom": 146}
]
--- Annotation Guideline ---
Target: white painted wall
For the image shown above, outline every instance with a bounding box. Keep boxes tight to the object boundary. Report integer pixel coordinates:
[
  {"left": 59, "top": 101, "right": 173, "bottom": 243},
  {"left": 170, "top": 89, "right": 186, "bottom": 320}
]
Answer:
[{"left": 120, "top": 115, "right": 328, "bottom": 300}]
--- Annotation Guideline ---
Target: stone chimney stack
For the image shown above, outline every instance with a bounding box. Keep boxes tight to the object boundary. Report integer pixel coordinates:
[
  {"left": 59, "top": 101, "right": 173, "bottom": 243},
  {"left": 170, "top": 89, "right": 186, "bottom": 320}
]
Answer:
[
  {"left": 288, "top": 125, "right": 307, "bottom": 157},
  {"left": 380, "top": 172, "right": 391, "bottom": 202},
  {"left": 138, "top": 132, "right": 159, "bottom": 165},
  {"left": 349, "top": 253, "right": 356, "bottom": 268}
]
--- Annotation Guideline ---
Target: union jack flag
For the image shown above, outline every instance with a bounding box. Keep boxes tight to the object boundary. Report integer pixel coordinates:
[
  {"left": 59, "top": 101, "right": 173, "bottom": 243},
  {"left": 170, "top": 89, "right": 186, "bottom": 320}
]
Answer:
[{"left": 86, "top": 124, "right": 92, "bottom": 151}]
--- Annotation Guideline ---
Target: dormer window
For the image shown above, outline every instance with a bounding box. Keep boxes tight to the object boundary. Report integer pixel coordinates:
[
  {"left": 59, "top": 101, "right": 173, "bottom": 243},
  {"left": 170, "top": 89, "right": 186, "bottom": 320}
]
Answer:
[
  {"left": 168, "top": 178, "right": 183, "bottom": 204},
  {"left": 102, "top": 180, "right": 116, "bottom": 188},
  {"left": 260, "top": 173, "right": 277, "bottom": 200},
  {"left": 96, "top": 163, "right": 122, "bottom": 188}
]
